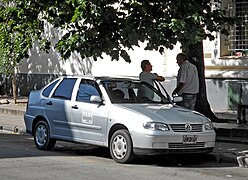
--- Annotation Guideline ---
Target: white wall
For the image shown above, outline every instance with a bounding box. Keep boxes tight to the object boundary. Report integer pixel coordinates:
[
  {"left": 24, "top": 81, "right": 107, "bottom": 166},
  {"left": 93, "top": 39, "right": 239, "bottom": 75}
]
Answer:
[
  {"left": 91, "top": 42, "right": 181, "bottom": 77},
  {"left": 18, "top": 40, "right": 181, "bottom": 78}
]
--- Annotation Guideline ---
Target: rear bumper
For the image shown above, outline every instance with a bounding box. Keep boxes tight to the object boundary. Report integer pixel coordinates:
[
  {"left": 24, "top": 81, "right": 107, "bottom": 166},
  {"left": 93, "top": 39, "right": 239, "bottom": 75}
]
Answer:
[{"left": 24, "top": 114, "right": 34, "bottom": 135}]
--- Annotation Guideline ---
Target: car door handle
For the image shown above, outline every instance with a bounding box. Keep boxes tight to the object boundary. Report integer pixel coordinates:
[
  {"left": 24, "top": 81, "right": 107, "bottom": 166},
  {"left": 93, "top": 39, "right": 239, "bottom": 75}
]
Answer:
[
  {"left": 71, "top": 105, "right": 79, "bottom": 109},
  {"left": 46, "top": 101, "right": 53, "bottom": 106}
]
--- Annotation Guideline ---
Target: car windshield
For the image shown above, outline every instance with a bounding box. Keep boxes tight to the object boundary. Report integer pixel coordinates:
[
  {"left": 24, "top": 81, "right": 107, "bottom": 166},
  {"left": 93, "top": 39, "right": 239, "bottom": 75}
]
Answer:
[{"left": 102, "top": 79, "right": 171, "bottom": 104}]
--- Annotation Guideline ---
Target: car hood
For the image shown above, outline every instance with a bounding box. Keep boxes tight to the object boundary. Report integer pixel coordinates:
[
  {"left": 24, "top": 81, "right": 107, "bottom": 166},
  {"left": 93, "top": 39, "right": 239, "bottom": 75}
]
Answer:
[{"left": 118, "top": 103, "right": 208, "bottom": 124}]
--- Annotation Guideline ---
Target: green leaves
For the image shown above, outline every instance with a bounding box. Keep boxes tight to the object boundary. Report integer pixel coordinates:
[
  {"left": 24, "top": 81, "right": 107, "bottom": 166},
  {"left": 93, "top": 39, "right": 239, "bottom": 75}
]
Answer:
[
  {"left": 50, "top": 0, "right": 234, "bottom": 62},
  {"left": 0, "top": 0, "right": 45, "bottom": 75},
  {"left": 0, "top": 0, "right": 235, "bottom": 66},
  {"left": 169, "top": 19, "right": 185, "bottom": 32}
]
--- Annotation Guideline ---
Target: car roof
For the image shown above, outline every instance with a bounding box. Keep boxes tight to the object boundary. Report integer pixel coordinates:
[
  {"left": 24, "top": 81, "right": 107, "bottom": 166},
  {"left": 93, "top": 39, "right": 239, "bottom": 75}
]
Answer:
[{"left": 60, "top": 75, "right": 140, "bottom": 82}]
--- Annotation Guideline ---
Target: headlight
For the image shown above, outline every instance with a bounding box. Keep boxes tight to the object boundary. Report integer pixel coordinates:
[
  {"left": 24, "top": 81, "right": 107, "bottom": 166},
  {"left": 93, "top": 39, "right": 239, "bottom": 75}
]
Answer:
[
  {"left": 205, "top": 122, "right": 214, "bottom": 130},
  {"left": 143, "top": 122, "right": 169, "bottom": 131}
]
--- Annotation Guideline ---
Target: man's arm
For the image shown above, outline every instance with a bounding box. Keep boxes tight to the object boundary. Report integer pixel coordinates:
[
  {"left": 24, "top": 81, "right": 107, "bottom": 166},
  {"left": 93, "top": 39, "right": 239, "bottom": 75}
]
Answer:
[
  {"left": 172, "top": 82, "right": 185, "bottom": 96},
  {"left": 154, "top": 73, "right": 165, "bottom": 81},
  {"left": 156, "top": 76, "right": 165, "bottom": 81}
]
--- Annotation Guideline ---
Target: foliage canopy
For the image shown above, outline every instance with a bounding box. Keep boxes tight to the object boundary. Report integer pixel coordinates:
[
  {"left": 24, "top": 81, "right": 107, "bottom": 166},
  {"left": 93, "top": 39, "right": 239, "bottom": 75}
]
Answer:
[
  {"left": 42, "top": 0, "right": 234, "bottom": 62},
  {"left": 0, "top": 0, "right": 45, "bottom": 74},
  {"left": 0, "top": 0, "right": 234, "bottom": 65}
]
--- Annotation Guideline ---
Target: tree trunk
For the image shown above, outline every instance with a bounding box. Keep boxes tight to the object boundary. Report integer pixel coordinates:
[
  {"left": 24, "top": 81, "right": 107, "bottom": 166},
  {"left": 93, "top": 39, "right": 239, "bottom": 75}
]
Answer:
[
  {"left": 11, "top": 72, "right": 17, "bottom": 104},
  {"left": 187, "top": 42, "right": 219, "bottom": 122}
]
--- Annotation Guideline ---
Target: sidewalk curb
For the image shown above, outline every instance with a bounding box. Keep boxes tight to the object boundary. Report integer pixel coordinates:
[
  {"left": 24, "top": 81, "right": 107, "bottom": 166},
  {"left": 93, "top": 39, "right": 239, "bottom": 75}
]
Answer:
[
  {"left": 216, "top": 136, "right": 248, "bottom": 145},
  {"left": 0, "top": 108, "right": 25, "bottom": 116},
  {"left": 0, "top": 129, "right": 26, "bottom": 135}
]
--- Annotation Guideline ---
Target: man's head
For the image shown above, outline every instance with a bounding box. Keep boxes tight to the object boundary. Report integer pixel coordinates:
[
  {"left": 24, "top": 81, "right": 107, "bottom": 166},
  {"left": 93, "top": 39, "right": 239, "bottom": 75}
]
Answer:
[
  {"left": 176, "top": 53, "right": 188, "bottom": 66},
  {"left": 141, "top": 60, "right": 152, "bottom": 72}
]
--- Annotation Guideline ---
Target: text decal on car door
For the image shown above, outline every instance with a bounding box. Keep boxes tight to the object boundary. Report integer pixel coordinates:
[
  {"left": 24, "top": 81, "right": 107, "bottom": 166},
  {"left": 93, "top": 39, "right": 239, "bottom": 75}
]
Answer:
[{"left": 82, "top": 111, "right": 93, "bottom": 124}]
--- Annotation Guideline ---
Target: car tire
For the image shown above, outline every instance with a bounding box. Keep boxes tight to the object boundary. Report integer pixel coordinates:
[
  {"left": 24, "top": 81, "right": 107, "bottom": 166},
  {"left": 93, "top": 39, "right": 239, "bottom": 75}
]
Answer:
[
  {"left": 34, "top": 120, "right": 56, "bottom": 150},
  {"left": 110, "top": 129, "right": 135, "bottom": 163}
]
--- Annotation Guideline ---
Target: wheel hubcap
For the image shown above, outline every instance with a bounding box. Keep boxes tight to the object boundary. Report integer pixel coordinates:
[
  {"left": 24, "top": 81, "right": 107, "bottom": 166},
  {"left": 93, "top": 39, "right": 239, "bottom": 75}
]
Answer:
[
  {"left": 36, "top": 125, "right": 47, "bottom": 146},
  {"left": 112, "top": 135, "right": 127, "bottom": 159}
]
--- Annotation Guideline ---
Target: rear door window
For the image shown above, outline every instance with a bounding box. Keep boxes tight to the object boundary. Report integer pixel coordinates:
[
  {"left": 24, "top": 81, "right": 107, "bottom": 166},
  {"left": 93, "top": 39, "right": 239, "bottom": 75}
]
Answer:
[
  {"left": 52, "top": 78, "right": 77, "bottom": 100},
  {"left": 42, "top": 79, "right": 59, "bottom": 97}
]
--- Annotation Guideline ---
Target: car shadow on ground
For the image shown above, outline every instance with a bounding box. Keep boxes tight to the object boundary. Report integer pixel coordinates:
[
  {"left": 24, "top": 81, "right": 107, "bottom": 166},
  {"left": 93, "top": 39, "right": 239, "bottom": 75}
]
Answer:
[
  {"left": 0, "top": 133, "right": 237, "bottom": 168},
  {"left": 54, "top": 142, "right": 237, "bottom": 168},
  {"left": 132, "top": 154, "right": 234, "bottom": 168}
]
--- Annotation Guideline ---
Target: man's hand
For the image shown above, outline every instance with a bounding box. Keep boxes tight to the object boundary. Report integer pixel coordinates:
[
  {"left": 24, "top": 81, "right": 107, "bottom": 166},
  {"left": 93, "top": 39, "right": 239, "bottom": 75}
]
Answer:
[
  {"left": 172, "top": 90, "right": 177, "bottom": 96},
  {"left": 172, "top": 82, "right": 185, "bottom": 96}
]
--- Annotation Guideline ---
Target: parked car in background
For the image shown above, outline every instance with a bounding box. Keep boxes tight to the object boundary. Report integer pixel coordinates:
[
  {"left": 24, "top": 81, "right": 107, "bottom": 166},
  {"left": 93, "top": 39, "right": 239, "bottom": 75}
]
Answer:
[{"left": 24, "top": 76, "right": 216, "bottom": 163}]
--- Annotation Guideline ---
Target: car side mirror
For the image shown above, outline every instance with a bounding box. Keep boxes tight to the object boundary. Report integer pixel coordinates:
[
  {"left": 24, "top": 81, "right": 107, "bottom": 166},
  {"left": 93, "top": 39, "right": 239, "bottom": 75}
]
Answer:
[
  {"left": 173, "top": 96, "right": 183, "bottom": 103},
  {"left": 90, "top": 95, "right": 104, "bottom": 104}
]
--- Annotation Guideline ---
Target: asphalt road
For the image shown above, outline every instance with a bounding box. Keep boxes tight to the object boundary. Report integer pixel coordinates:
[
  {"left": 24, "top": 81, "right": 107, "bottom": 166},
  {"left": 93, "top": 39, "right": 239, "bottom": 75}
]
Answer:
[
  {"left": 1, "top": 113, "right": 248, "bottom": 179},
  {"left": 0, "top": 131, "right": 248, "bottom": 180}
]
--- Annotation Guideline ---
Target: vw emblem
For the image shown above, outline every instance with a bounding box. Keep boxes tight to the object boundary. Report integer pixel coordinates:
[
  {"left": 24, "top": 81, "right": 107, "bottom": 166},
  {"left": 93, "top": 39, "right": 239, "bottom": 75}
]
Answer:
[{"left": 185, "top": 123, "right": 192, "bottom": 132}]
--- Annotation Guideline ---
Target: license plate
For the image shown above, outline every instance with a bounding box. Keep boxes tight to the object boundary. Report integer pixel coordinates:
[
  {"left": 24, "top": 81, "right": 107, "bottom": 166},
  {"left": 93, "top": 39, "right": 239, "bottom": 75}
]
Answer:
[{"left": 183, "top": 135, "right": 198, "bottom": 144}]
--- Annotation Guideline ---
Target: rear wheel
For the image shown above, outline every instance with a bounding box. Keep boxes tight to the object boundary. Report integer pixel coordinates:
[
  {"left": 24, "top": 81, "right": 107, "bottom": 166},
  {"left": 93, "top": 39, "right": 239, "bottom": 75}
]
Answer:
[
  {"left": 110, "top": 129, "right": 135, "bottom": 163},
  {"left": 34, "top": 120, "right": 56, "bottom": 150}
]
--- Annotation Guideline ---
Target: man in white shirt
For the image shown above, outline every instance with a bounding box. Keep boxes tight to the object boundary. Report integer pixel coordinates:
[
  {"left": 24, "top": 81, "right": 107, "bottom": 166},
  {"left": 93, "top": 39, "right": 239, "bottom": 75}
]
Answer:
[
  {"left": 139, "top": 60, "right": 165, "bottom": 84},
  {"left": 139, "top": 60, "right": 165, "bottom": 99},
  {"left": 172, "top": 53, "right": 199, "bottom": 110}
]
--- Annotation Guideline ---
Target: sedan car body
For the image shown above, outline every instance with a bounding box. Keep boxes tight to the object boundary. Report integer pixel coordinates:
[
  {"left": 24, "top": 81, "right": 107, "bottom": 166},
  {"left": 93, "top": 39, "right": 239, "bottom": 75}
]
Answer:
[{"left": 24, "top": 76, "right": 216, "bottom": 163}]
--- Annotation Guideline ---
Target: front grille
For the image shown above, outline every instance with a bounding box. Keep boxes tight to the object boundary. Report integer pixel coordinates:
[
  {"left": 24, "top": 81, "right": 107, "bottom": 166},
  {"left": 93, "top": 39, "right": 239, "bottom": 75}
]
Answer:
[
  {"left": 170, "top": 124, "right": 203, "bottom": 132},
  {"left": 169, "top": 142, "right": 205, "bottom": 148}
]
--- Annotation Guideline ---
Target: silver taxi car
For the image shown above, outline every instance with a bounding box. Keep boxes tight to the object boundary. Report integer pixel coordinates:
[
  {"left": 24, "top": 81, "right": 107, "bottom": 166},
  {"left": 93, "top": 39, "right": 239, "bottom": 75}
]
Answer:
[{"left": 24, "top": 76, "right": 216, "bottom": 163}]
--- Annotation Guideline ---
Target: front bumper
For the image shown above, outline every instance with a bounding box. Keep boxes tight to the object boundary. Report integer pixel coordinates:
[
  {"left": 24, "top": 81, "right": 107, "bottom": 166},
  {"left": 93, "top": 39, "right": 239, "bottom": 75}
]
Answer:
[
  {"left": 131, "top": 130, "right": 216, "bottom": 155},
  {"left": 134, "top": 147, "right": 214, "bottom": 155}
]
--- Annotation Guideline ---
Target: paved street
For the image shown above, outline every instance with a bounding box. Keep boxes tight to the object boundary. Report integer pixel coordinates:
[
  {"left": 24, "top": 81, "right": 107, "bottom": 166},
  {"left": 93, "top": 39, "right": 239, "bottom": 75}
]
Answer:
[{"left": 1, "top": 131, "right": 248, "bottom": 180}]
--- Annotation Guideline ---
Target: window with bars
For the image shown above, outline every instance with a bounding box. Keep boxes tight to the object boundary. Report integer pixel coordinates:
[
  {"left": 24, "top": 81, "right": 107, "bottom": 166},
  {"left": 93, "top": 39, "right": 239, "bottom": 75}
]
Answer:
[{"left": 228, "top": 0, "right": 248, "bottom": 54}]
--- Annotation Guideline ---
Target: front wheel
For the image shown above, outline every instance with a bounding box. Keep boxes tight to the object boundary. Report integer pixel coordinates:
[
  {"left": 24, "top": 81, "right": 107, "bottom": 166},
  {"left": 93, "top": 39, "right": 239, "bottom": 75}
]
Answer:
[
  {"left": 110, "top": 130, "right": 135, "bottom": 163},
  {"left": 34, "top": 120, "right": 56, "bottom": 150}
]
